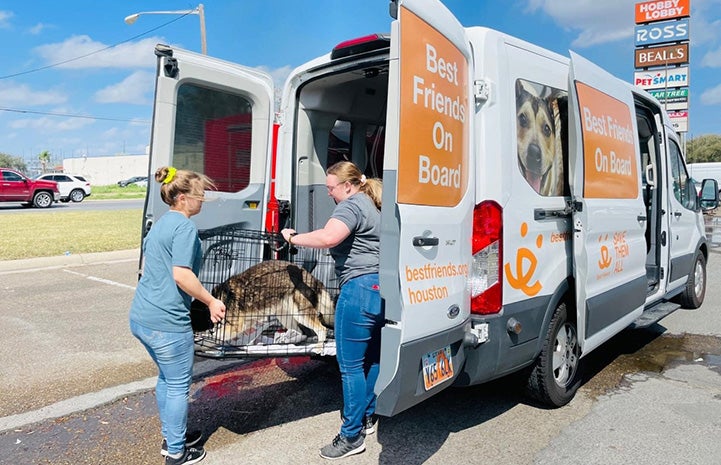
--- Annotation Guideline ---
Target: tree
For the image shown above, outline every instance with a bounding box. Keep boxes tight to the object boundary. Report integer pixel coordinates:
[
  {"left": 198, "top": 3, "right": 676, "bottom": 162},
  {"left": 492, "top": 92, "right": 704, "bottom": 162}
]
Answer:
[
  {"left": 38, "top": 150, "right": 51, "bottom": 173},
  {"left": 0, "top": 153, "right": 27, "bottom": 172},
  {"left": 686, "top": 135, "right": 721, "bottom": 163}
]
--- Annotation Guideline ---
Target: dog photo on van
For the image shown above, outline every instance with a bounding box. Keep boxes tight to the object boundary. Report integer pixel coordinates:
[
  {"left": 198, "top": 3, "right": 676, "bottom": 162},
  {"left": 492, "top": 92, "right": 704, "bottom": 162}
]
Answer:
[
  {"left": 515, "top": 79, "right": 567, "bottom": 197},
  {"left": 192, "top": 260, "right": 335, "bottom": 344}
]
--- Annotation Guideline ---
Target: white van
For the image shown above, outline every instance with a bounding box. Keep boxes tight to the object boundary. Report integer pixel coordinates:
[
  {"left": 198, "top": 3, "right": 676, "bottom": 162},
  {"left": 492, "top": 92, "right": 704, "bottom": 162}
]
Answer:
[{"left": 141, "top": 0, "right": 719, "bottom": 415}]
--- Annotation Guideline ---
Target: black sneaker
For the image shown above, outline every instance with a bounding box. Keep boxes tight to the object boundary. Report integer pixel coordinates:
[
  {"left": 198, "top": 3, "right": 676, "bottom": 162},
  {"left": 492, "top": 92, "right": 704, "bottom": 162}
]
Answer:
[
  {"left": 319, "top": 434, "right": 365, "bottom": 460},
  {"left": 362, "top": 415, "right": 378, "bottom": 435},
  {"left": 161, "top": 431, "right": 203, "bottom": 457},
  {"left": 165, "top": 446, "right": 206, "bottom": 465}
]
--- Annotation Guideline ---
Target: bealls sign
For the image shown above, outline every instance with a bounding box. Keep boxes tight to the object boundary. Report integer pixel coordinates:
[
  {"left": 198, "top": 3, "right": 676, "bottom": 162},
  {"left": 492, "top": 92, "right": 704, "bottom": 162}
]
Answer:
[
  {"left": 635, "top": 43, "right": 688, "bottom": 68},
  {"left": 634, "top": 66, "right": 689, "bottom": 90}
]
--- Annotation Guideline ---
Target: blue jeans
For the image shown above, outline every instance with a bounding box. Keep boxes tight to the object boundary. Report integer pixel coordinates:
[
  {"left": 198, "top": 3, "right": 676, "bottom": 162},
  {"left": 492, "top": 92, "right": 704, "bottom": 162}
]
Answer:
[
  {"left": 335, "top": 273, "right": 383, "bottom": 439},
  {"left": 130, "top": 320, "right": 194, "bottom": 455}
]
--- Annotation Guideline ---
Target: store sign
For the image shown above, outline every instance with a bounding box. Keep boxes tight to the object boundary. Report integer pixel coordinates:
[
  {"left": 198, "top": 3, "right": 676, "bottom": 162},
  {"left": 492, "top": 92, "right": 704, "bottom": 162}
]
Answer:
[
  {"left": 634, "top": 19, "right": 689, "bottom": 46},
  {"left": 635, "top": 43, "right": 689, "bottom": 67},
  {"left": 634, "top": 66, "right": 689, "bottom": 90},
  {"left": 648, "top": 88, "right": 689, "bottom": 110},
  {"left": 635, "top": 0, "right": 690, "bottom": 23},
  {"left": 668, "top": 110, "right": 688, "bottom": 133}
]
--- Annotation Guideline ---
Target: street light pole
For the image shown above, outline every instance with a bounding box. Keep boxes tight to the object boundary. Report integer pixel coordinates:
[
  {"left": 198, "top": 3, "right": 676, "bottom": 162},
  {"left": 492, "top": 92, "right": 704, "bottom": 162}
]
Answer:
[{"left": 124, "top": 3, "right": 206, "bottom": 55}]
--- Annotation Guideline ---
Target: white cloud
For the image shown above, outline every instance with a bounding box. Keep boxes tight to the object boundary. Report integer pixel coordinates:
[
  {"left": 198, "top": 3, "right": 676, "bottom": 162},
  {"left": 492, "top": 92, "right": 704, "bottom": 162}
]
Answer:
[
  {"left": 33, "top": 36, "right": 165, "bottom": 69},
  {"left": 701, "top": 47, "right": 721, "bottom": 67},
  {"left": 256, "top": 65, "right": 294, "bottom": 88},
  {"left": 28, "top": 23, "right": 47, "bottom": 35},
  {"left": 95, "top": 71, "right": 154, "bottom": 104},
  {"left": 0, "top": 82, "right": 67, "bottom": 106},
  {"left": 9, "top": 115, "right": 94, "bottom": 132},
  {"left": 0, "top": 10, "right": 12, "bottom": 28},
  {"left": 525, "top": 0, "right": 635, "bottom": 47},
  {"left": 700, "top": 83, "right": 721, "bottom": 105}
]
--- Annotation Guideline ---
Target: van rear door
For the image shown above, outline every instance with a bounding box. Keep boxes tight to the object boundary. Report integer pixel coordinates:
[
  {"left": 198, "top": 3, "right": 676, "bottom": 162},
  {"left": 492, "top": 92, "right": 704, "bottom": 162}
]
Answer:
[
  {"left": 567, "top": 52, "right": 647, "bottom": 354},
  {"left": 375, "top": 0, "right": 473, "bottom": 416},
  {"left": 145, "top": 45, "right": 274, "bottom": 234}
]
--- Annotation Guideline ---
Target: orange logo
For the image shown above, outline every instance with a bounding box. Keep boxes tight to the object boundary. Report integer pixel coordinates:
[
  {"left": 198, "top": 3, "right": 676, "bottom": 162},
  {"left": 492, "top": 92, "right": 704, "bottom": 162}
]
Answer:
[
  {"left": 598, "top": 234, "right": 612, "bottom": 269},
  {"left": 505, "top": 222, "right": 542, "bottom": 297}
]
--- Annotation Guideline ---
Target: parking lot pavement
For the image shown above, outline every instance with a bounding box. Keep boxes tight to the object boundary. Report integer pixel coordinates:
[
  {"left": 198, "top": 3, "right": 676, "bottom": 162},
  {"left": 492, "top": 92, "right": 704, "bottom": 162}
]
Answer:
[{"left": 0, "top": 249, "right": 140, "bottom": 274}]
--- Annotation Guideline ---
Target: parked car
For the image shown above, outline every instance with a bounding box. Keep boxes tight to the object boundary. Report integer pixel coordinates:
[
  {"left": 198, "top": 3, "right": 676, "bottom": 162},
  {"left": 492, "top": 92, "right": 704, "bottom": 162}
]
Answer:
[
  {"left": 34, "top": 173, "right": 91, "bottom": 202},
  {"left": 117, "top": 176, "right": 148, "bottom": 187},
  {"left": 0, "top": 168, "right": 60, "bottom": 208}
]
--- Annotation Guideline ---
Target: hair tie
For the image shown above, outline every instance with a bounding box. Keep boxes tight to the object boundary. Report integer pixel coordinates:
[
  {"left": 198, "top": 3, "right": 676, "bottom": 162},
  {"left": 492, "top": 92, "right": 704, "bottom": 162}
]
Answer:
[
  {"left": 360, "top": 174, "right": 367, "bottom": 185},
  {"left": 163, "top": 167, "right": 177, "bottom": 184}
]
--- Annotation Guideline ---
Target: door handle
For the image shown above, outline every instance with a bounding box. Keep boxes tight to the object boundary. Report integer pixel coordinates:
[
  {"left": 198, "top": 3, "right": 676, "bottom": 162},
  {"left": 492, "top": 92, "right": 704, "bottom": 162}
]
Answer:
[
  {"left": 413, "top": 236, "right": 439, "bottom": 247},
  {"left": 674, "top": 211, "right": 682, "bottom": 218},
  {"left": 637, "top": 215, "right": 647, "bottom": 221}
]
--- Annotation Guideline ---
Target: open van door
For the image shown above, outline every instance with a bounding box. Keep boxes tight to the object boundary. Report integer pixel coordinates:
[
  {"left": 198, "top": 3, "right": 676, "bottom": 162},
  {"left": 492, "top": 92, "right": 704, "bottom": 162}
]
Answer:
[
  {"left": 567, "top": 52, "right": 647, "bottom": 355},
  {"left": 145, "top": 45, "right": 274, "bottom": 235},
  {"left": 375, "top": 0, "right": 474, "bottom": 416}
]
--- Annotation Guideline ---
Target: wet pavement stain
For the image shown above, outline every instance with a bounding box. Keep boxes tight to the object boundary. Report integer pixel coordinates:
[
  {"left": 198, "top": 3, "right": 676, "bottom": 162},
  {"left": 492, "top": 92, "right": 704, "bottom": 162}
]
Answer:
[{"left": 580, "top": 328, "right": 721, "bottom": 399}]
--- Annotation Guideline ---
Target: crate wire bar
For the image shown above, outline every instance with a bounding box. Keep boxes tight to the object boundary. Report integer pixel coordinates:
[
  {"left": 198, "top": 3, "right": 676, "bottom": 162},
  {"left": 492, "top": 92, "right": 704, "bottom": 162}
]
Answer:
[{"left": 194, "top": 225, "right": 338, "bottom": 358}]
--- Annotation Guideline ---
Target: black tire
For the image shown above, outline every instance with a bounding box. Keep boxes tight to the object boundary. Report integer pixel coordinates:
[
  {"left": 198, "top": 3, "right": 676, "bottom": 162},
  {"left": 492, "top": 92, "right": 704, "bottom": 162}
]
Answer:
[
  {"left": 32, "top": 191, "right": 54, "bottom": 208},
  {"left": 69, "top": 189, "right": 85, "bottom": 202},
  {"left": 526, "top": 301, "right": 581, "bottom": 407},
  {"left": 675, "top": 252, "right": 706, "bottom": 309}
]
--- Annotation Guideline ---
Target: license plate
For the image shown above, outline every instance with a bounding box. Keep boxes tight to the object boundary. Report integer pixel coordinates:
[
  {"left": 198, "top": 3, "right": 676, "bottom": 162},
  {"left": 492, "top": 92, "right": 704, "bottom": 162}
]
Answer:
[{"left": 422, "top": 345, "right": 454, "bottom": 391}]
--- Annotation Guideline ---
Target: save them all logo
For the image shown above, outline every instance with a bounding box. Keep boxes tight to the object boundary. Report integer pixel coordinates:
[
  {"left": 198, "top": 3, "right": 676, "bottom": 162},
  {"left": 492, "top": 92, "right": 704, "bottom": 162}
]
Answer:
[{"left": 505, "top": 222, "right": 542, "bottom": 297}]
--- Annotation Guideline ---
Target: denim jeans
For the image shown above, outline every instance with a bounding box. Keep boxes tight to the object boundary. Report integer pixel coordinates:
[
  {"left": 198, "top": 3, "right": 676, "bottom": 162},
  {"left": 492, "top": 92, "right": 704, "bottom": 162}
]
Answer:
[
  {"left": 130, "top": 320, "right": 194, "bottom": 455},
  {"left": 335, "top": 273, "right": 383, "bottom": 439}
]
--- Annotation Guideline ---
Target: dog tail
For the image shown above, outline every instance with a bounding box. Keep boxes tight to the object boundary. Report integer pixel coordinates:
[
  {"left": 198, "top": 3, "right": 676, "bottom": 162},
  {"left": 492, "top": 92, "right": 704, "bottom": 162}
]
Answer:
[{"left": 317, "top": 289, "right": 336, "bottom": 328}]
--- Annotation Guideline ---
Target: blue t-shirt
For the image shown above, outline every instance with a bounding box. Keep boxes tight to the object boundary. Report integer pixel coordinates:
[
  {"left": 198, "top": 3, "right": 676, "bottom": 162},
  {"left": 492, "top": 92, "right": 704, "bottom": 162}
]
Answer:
[{"left": 129, "top": 211, "right": 202, "bottom": 332}]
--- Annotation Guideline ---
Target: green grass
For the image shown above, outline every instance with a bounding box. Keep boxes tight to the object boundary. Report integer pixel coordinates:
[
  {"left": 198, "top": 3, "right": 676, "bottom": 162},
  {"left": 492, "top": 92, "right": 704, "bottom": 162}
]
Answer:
[{"left": 1, "top": 185, "right": 145, "bottom": 261}]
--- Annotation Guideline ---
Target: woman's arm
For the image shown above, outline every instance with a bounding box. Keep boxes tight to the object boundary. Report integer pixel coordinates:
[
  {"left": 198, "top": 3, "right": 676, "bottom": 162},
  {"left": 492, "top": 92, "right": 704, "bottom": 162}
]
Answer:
[
  {"left": 282, "top": 218, "right": 350, "bottom": 249},
  {"left": 173, "top": 266, "right": 226, "bottom": 322}
]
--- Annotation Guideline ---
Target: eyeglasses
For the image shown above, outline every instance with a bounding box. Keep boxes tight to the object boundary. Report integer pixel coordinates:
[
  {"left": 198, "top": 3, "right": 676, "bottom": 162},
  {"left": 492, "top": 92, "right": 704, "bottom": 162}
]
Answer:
[{"left": 326, "top": 182, "right": 346, "bottom": 193}]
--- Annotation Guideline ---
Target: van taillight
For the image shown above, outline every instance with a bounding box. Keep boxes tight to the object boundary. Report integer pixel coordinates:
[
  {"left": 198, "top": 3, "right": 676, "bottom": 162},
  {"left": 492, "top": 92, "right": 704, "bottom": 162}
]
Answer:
[
  {"left": 330, "top": 33, "right": 390, "bottom": 60},
  {"left": 470, "top": 201, "right": 502, "bottom": 315}
]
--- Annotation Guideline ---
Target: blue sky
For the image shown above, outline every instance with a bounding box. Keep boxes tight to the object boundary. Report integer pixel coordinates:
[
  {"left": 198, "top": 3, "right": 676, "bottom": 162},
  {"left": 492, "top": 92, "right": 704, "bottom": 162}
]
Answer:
[{"left": 1, "top": 0, "right": 720, "bottom": 167}]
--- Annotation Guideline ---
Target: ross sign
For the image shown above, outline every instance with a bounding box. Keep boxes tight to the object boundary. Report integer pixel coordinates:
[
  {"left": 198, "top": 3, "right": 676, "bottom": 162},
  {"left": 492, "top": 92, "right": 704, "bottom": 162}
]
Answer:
[
  {"left": 648, "top": 88, "right": 689, "bottom": 111},
  {"left": 635, "top": 43, "right": 689, "bottom": 68},
  {"left": 668, "top": 110, "right": 688, "bottom": 132},
  {"left": 575, "top": 81, "right": 639, "bottom": 199},
  {"left": 634, "top": 66, "right": 689, "bottom": 90},
  {"left": 635, "top": 0, "right": 690, "bottom": 24},
  {"left": 634, "top": 18, "right": 689, "bottom": 46},
  {"left": 397, "top": 8, "right": 469, "bottom": 206}
]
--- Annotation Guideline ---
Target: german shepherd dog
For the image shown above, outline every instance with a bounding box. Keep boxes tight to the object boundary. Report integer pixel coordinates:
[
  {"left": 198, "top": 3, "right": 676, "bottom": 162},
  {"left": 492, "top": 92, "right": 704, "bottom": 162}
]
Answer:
[
  {"left": 516, "top": 80, "right": 564, "bottom": 196},
  {"left": 192, "top": 260, "right": 335, "bottom": 343}
]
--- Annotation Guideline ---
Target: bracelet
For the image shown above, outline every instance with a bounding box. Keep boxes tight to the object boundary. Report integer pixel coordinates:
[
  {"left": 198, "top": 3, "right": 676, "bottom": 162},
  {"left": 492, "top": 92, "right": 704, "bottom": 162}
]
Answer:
[{"left": 288, "top": 232, "right": 297, "bottom": 245}]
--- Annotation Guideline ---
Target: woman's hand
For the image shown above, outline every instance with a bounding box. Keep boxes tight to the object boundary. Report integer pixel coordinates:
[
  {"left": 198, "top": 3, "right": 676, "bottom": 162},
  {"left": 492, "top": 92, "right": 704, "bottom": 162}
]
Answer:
[
  {"left": 281, "top": 228, "right": 297, "bottom": 243},
  {"left": 208, "top": 298, "right": 226, "bottom": 323}
]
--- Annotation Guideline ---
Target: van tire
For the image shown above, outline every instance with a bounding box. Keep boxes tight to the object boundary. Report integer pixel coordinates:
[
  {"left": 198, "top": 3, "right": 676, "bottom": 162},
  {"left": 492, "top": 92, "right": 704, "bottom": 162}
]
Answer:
[
  {"left": 526, "top": 301, "right": 581, "bottom": 407},
  {"left": 675, "top": 251, "right": 706, "bottom": 309}
]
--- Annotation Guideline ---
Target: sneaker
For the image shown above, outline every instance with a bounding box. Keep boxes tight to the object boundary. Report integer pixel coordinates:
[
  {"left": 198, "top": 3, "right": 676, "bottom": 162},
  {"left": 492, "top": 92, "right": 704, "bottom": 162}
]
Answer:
[
  {"left": 161, "top": 431, "right": 203, "bottom": 457},
  {"left": 319, "top": 434, "right": 365, "bottom": 460},
  {"left": 165, "top": 446, "right": 206, "bottom": 465},
  {"left": 362, "top": 415, "right": 378, "bottom": 435}
]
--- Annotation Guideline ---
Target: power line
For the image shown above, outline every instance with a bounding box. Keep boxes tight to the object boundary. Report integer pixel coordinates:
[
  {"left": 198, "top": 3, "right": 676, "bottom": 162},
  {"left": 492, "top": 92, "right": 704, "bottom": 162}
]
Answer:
[
  {"left": 0, "top": 107, "right": 149, "bottom": 123},
  {"left": 0, "top": 13, "right": 190, "bottom": 80}
]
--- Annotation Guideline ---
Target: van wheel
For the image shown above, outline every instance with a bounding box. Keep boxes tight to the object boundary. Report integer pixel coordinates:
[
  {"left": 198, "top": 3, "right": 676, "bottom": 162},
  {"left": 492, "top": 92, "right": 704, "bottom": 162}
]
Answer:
[
  {"left": 675, "top": 252, "right": 706, "bottom": 309},
  {"left": 526, "top": 301, "right": 581, "bottom": 407}
]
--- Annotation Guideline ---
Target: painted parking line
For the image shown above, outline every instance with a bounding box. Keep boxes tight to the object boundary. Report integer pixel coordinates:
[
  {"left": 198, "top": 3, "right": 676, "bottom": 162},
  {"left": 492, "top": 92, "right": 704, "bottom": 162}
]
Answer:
[{"left": 62, "top": 269, "right": 136, "bottom": 291}]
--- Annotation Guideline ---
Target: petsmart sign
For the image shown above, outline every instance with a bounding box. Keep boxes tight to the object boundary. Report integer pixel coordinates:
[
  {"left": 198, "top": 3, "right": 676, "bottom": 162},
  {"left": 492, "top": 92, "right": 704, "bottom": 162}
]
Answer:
[
  {"left": 397, "top": 7, "right": 469, "bottom": 206},
  {"left": 575, "top": 82, "right": 638, "bottom": 199},
  {"left": 634, "top": 66, "right": 689, "bottom": 90}
]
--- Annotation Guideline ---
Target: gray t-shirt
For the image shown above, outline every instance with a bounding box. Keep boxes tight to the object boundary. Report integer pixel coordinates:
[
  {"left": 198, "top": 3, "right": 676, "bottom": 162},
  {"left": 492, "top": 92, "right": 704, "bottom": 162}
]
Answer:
[{"left": 330, "top": 192, "right": 380, "bottom": 286}]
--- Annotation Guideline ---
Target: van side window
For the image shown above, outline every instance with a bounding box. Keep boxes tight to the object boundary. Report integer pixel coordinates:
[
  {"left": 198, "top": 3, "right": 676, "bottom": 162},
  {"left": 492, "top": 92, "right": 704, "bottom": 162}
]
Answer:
[
  {"left": 174, "top": 83, "right": 253, "bottom": 193},
  {"left": 669, "top": 140, "right": 696, "bottom": 211},
  {"left": 515, "top": 79, "right": 568, "bottom": 196}
]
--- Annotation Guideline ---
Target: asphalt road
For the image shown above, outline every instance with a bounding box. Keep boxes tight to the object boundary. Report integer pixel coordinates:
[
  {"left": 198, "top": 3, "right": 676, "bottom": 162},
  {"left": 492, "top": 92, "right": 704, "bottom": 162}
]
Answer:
[
  {"left": 0, "top": 246, "right": 720, "bottom": 465},
  {"left": 0, "top": 198, "right": 144, "bottom": 213}
]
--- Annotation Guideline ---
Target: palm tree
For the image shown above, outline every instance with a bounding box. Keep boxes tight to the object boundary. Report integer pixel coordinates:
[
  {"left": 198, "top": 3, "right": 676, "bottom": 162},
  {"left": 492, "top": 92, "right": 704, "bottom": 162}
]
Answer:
[{"left": 38, "top": 150, "right": 51, "bottom": 173}]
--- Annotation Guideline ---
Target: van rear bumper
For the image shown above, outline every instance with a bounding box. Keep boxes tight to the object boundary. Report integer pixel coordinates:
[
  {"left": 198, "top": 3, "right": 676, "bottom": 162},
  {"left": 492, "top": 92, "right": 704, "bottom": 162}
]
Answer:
[{"left": 375, "top": 321, "right": 469, "bottom": 417}]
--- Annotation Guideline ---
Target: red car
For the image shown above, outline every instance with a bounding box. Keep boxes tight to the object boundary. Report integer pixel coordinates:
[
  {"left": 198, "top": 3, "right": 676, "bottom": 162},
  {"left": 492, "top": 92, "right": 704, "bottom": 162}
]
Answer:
[{"left": 0, "top": 168, "right": 60, "bottom": 208}]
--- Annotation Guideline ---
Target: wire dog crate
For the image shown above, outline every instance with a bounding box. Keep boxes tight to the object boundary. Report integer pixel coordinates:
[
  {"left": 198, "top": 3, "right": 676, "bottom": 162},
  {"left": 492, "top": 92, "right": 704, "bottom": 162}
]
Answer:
[{"left": 193, "top": 225, "right": 339, "bottom": 359}]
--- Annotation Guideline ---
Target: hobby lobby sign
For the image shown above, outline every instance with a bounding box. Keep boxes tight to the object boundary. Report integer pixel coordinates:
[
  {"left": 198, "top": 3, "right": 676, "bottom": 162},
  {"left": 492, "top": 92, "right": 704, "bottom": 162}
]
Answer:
[{"left": 635, "top": 0, "right": 690, "bottom": 23}]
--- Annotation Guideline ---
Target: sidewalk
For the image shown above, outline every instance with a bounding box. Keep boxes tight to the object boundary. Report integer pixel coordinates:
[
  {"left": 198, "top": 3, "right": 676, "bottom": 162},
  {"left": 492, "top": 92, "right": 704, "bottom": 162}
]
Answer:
[{"left": 0, "top": 248, "right": 140, "bottom": 274}]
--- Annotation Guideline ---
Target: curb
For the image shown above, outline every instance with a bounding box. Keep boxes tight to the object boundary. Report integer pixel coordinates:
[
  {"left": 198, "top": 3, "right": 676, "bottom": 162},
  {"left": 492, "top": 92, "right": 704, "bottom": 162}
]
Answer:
[{"left": 0, "top": 249, "right": 140, "bottom": 274}]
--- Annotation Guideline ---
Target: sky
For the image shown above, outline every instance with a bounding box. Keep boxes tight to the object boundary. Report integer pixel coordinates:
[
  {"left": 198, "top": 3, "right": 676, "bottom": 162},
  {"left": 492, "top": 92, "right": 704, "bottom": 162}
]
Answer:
[{"left": 1, "top": 0, "right": 720, "bottom": 168}]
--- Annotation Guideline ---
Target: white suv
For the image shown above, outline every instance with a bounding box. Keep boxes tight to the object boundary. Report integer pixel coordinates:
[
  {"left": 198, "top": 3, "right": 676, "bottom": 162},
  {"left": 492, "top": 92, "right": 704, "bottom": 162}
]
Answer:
[{"left": 34, "top": 173, "right": 92, "bottom": 202}]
